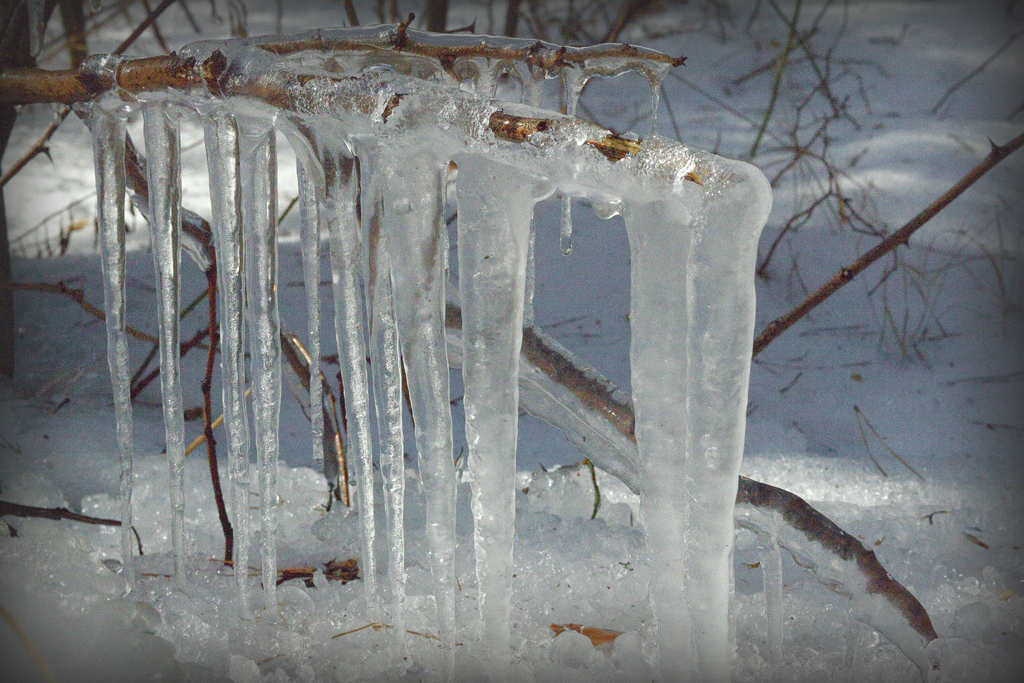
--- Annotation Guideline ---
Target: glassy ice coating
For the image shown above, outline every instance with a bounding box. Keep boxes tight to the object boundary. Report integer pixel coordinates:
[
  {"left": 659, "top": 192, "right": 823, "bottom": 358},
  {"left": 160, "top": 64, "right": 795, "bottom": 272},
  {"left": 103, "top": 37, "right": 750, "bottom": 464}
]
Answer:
[{"left": 86, "top": 26, "right": 774, "bottom": 681}]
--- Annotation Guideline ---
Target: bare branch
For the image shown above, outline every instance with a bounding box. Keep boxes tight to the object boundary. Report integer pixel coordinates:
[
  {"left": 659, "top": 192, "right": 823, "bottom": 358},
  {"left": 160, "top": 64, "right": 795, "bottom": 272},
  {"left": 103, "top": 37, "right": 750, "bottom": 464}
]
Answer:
[{"left": 753, "top": 130, "right": 1024, "bottom": 357}]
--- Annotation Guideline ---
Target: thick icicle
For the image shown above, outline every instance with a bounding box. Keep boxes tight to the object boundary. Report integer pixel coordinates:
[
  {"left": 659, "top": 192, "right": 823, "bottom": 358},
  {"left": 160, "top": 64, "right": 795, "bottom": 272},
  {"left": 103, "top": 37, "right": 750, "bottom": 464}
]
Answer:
[
  {"left": 90, "top": 106, "right": 135, "bottom": 589},
  {"left": 143, "top": 100, "right": 188, "bottom": 589},
  {"left": 323, "top": 150, "right": 379, "bottom": 617},
  {"left": 382, "top": 151, "right": 457, "bottom": 676},
  {"left": 361, "top": 151, "right": 407, "bottom": 646},
  {"left": 297, "top": 161, "right": 325, "bottom": 467},
  {"left": 202, "top": 108, "right": 251, "bottom": 614},
  {"left": 456, "top": 155, "right": 540, "bottom": 674},
  {"left": 623, "top": 142, "right": 770, "bottom": 682},
  {"left": 240, "top": 123, "right": 282, "bottom": 615}
]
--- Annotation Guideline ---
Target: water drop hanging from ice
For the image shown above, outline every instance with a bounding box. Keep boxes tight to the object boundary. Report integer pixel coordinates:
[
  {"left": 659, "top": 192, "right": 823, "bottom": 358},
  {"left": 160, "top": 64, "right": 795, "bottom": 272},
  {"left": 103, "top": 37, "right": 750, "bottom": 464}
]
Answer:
[{"left": 559, "top": 193, "right": 573, "bottom": 256}]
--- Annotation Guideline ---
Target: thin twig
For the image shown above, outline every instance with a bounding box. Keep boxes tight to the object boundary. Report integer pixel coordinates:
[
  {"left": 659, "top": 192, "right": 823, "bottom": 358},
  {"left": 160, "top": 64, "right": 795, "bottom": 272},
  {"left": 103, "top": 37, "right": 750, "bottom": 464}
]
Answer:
[
  {"left": 932, "top": 27, "right": 1024, "bottom": 115},
  {"left": 749, "top": 0, "right": 803, "bottom": 158},
  {"left": 854, "top": 405, "right": 924, "bottom": 481},
  {"left": 0, "top": 499, "right": 143, "bottom": 554},
  {"left": 0, "top": 0, "right": 178, "bottom": 190},
  {"left": 2, "top": 280, "right": 157, "bottom": 344},
  {"left": 752, "top": 130, "right": 1024, "bottom": 357},
  {"left": 0, "top": 603, "right": 57, "bottom": 683},
  {"left": 200, "top": 254, "right": 233, "bottom": 564},
  {"left": 112, "top": 0, "right": 180, "bottom": 56}
]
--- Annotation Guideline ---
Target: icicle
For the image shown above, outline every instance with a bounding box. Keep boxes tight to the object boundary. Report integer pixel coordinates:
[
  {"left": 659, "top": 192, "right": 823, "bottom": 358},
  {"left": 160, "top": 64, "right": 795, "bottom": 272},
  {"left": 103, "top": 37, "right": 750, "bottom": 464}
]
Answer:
[
  {"left": 202, "top": 108, "right": 251, "bottom": 615},
  {"left": 558, "top": 193, "right": 573, "bottom": 256},
  {"left": 27, "top": 0, "right": 45, "bottom": 57},
  {"left": 623, "top": 142, "right": 770, "bottom": 681},
  {"left": 641, "top": 64, "right": 672, "bottom": 136},
  {"left": 456, "top": 155, "right": 540, "bottom": 673},
  {"left": 762, "top": 537, "right": 785, "bottom": 665},
  {"left": 143, "top": 100, "right": 188, "bottom": 589},
  {"left": 90, "top": 105, "right": 135, "bottom": 589},
  {"left": 240, "top": 122, "right": 282, "bottom": 615},
  {"left": 382, "top": 151, "right": 456, "bottom": 677},
  {"left": 361, "top": 150, "right": 407, "bottom": 648},
  {"left": 297, "top": 161, "right": 325, "bottom": 467},
  {"left": 558, "top": 68, "right": 588, "bottom": 257},
  {"left": 323, "top": 150, "right": 379, "bottom": 618},
  {"left": 523, "top": 217, "right": 537, "bottom": 327}
]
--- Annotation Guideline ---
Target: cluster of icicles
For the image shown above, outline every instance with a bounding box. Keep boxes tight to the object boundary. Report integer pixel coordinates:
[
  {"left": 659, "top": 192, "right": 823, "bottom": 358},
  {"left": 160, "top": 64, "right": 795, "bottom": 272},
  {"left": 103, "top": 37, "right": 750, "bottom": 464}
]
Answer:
[{"left": 85, "top": 26, "right": 772, "bottom": 682}]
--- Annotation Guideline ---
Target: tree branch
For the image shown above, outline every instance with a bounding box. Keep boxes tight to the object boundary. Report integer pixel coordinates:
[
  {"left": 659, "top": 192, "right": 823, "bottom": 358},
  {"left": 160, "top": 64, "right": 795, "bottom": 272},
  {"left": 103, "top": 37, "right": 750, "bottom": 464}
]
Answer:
[{"left": 752, "top": 130, "right": 1024, "bottom": 357}]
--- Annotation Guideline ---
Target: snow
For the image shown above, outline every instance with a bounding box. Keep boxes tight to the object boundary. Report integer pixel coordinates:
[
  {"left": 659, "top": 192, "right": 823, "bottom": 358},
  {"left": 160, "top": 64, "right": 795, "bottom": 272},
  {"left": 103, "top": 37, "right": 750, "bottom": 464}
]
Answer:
[{"left": 2, "top": 1, "right": 1023, "bottom": 683}]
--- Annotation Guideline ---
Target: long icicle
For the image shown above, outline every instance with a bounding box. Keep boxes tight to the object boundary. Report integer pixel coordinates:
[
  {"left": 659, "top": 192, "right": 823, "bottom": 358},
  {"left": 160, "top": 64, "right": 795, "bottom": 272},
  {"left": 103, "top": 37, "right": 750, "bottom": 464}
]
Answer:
[
  {"left": 383, "top": 152, "right": 456, "bottom": 677},
  {"left": 297, "top": 161, "right": 325, "bottom": 470},
  {"left": 202, "top": 108, "right": 251, "bottom": 615},
  {"left": 240, "top": 122, "right": 281, "bottom": 615},
  {"left": 455, "top": 155, "right": 540, "bottom": 676},
  {"left": 323, "top": 150, "right": 379, "bottom": 619},
  {"left": 363, "top": 152, "right": 407, "bottom": 650},
  {"left": 143, "top": 100, "right": 187, "bottom": 589},
  {"left": 91, "top": 105, "right": 135, "bottom": 589}
]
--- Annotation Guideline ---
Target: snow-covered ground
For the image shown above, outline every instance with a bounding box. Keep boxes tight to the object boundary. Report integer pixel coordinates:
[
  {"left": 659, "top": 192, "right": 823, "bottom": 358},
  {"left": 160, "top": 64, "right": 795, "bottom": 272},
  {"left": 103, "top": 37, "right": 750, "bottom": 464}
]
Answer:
[{"left": 2, "top": 1, "right": 1023, "bottom": 681}]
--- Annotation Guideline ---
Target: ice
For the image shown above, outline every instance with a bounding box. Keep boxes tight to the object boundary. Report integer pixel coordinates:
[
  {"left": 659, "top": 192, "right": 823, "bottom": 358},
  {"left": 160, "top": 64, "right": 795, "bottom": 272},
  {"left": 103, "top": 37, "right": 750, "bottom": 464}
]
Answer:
[
  {"left": 239, "top": 121, "right": 281, "bottom": 615},
  {"left": 380, "top": 149, "right": 458, "bottom": 674},
  {"left": 761, "top": 537, "right": 785, "bottom": 665},
  {"left": 201, "top": 107, "right": 252, "bottom": 614},
  {"left": 455, "top": 154, "right": 544, "bottom": 672},
  {"left": 27, "top": 0, "right": 45, "bottom": 57},
  {"left": 143, "top": 100, "right": 188, "bottom": 589},
  {"left": 297, "top": 161, "right": 324, "bottom": 468},
  {"left": 321, "top": 149, "right": 379, "bottom": 617},
  {"left": 89, "top": 105, "right": 135, "bottom": 589},
  {"left": 361, "top": 149, "right": 407, "bottom": 645},
  {"left": 623, "top": 154, "right": 769, "bottom": 679},
  {"left": 76, "top": 26, "right": 777, "bottom": 681}
]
